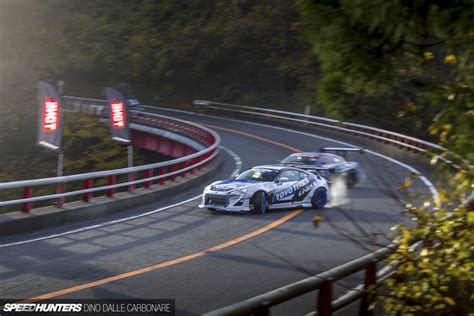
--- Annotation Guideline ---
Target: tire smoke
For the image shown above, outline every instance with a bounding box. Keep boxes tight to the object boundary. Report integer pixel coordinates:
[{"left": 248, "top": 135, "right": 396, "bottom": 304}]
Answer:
[{"left": 328, "top": 176, "right": 349, "bottom": 206}]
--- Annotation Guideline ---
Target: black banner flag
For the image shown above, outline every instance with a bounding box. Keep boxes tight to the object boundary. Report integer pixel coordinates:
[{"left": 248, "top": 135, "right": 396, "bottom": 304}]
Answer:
[
  {"left": 37, "top": 80, "right": 64, "bottom": 151},
  {"left": 104, "top": 87, "right": 131, "bottom": 143}
]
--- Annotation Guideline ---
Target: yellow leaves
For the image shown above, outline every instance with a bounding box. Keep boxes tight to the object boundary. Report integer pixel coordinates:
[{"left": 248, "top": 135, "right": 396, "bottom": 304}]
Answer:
[
  {"left": 443, "top": 297, "right": 456, "bottom": 306},
  {"left": 398, "top": 102, "right": 418, "bottom": 118},
  {"left": 444, "top": 54, "right": 457, "bottom": 64},
  {"left": 430, "top": 155, "right": 440, "bottom": 166},
  {"left": 442, "top": 123, "right": 452, "bottom": 132},
  {"left": 468, "top": 212, "right": 474, "bottom": 225},
  {"left": 437, "top": 190, "right": 447, "bottom": 204},
  {"left": 403, "top": 262, "right": 416, "bottom": 273},
  {"left": 434, "top": 303, "right": 446, "bottom": 310},
  {"left": 436, "top": 224, "right": 449, "bottom": 235},
  {"left": 458, "top": 251, "right": 471, "bottom": 260},
  {"left": 423, "top": 51, "right": 434, "bottom": 60},
  {"left": 402, "top": 230, "right": 411, "bottom": 241},
  {"left": 401, "top": 173, "right": 420, "bottom": 191},
  {"left": 401, "top": 179, "right": 413, "bottom": 190},
  {"left": 382, "top": 140, "right": 472, "bottom": 315},
  {"left": 312, "top": 215, "right": 321, "bottom": 228},
  {"left": 131, "top": 35, "right": 146, "bottom": 47}
]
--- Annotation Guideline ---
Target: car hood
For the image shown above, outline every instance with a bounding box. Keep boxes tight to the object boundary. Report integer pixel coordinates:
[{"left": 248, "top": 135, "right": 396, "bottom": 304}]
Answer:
[
  {"left": 282, "top": 163, "right": 330, "bottom": 169},
  {"left": 211, "top": 180, "right": 264, "bottom": 192}
]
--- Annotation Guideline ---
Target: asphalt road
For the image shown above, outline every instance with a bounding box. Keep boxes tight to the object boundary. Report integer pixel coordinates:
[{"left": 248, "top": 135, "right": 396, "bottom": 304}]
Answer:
[{"left": 0, "top": 108, "right": 434, "bottom": 315}]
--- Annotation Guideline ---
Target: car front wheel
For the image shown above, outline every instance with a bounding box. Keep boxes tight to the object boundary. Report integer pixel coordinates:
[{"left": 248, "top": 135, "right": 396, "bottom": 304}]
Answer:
[
  {"left": 311, "top": 188, "right": 327, "bottom": 209},
  {"left": 252, "top": 191, "right": 267, "bottom": 214}
]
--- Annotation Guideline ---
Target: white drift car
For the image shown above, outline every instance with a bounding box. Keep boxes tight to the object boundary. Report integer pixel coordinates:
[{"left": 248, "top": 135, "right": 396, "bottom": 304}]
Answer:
[{"left": 199, "top": 165, "right": 330, "bottom": 214}]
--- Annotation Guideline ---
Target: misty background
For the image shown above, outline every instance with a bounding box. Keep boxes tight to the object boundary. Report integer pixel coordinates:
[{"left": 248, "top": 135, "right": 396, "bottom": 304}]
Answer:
[{"left": 0, "top": 0, "right": 472, "bottom": 181}]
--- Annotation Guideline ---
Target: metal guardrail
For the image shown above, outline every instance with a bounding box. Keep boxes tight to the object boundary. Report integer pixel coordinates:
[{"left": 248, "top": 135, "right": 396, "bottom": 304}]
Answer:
[
  {"left": 63, "top": 95, "right": 106, "bottom": 115},
  {"left": 194, "top": 100, "right": 469, "bottom": 170},
  {"left": 205, "top": 244, "right": 398, "bottom": 316},
  {"left": 194, "top": 100, "right": 461, "bottom": 315},
  {"left": 0, "top": 98, "right": 221, "bottom": 212}
]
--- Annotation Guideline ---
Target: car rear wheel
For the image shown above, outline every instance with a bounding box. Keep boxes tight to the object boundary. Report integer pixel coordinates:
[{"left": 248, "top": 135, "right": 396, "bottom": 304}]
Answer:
[
  {"left": 311, "top": 188, "right": 327, "bottom": 209},
  {"left": 346, "top": 171, "right": 358, "bottom": 188},
  {"left": 252, "top": 191, "right": 267, "bottom": 214}
]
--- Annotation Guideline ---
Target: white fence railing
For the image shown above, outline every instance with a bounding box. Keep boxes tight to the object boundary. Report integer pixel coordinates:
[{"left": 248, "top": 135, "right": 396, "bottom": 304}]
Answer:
[
  {"left": 194, "top": 99, "right": 469, "bottom": 316},
  {"left": 194, "top": 100, "right": 468, "bottom": 170},
  {"left": 0, "top": 101, "right": 221, "bottom": 212}
]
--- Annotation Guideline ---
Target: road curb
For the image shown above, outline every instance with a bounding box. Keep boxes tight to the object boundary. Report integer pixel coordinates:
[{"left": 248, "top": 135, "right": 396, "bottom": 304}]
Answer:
[{"left": 0, "top": 157, "right": 222, "bottom": 237}]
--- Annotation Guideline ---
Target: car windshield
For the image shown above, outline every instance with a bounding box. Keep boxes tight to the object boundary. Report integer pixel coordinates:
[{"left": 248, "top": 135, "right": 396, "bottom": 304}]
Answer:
[
  {"left": 281, "top": 155, "right": 320, "bottom": 165},
  {"left": 236, "top": 168, "right": 279, "bottom": 182}
]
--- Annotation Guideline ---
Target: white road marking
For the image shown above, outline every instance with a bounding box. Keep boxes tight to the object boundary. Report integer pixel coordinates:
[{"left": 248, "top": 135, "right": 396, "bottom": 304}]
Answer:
[
  {"left": 193, "top": 112, "right": 439, "bottom": 203},
  {"left": 136, "top": 105, "right": 438, "bottom": 202},
  {"left": 0, "top": 195, "right": 200, "bottom": 248},
  {"left": 139, "top": 105, "right": 196, "bottom": 115},
  {"left": 0, "top": 146, "right": 242, "bottom": 248},
  {"left": 221, "top": 146, "right": 242, "bottom": 178},
  {"left": 1, "top": 109, "right": 438, "bottom": 247}
]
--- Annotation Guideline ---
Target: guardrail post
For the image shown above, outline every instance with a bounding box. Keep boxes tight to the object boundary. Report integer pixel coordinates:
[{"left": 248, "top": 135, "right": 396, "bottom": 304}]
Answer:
[
  {"left": 201, "top": 153, "right": 208, "bottom": 168},
  {"left": 144, "top": 169, "right": 153, "bottom": 188},
  {"left": 56, "top": 183, "right": 65, "bottom": 207},
  {"left": 107, "top": 175, "right": 116, "bottom": 197},
  {"left": 171, "top": 164, "right": 178, "bottom": 181},
  {"left": 255, "top": 301, "right": 271, "bottom": 316},
  {"left": 180, "top": 161, "right": 188, "bottom": 178},
  {"left": 22, "top": 186, "right": 32, "bottom": 213},
  {"left": 159, "top": 167, "right": 166, "bottom": 185},
  {"left": 82, "top": 179, "right": 93, "bottom": 202},
  {"left": 317, "top": 278, "right": 333, "bottom": 316},
  {"left": 189, "top": 158, "right": 196, "bottom": 174},
  {"left": 196, "top": 156, "right": 203, "bottom": 171},
  {"left": 359, "top": 261, "right": 376, "bottom": 316},
  {"left": 128, "top": 172, "right": 136, "bottom": 192}
]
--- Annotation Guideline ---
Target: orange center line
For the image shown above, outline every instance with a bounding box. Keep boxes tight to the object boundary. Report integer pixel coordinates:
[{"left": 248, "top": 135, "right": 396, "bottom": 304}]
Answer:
[
  {"left": 203, "top": 123, "right": 302, "bottom": 153},
  {"left": 24, "top": 124, "right": 306, "bottom": 302},
  {"left": 25, "top": 210, "right": 303, "bottom": 302}
]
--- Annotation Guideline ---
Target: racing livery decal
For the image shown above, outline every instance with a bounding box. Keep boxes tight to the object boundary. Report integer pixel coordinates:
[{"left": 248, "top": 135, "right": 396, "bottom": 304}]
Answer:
[
  {"left": 272, "top": 178, "right": 316, "bottom": 203},
  {"left": 199, "top": 165, "right": 330, "bottom": 213}
]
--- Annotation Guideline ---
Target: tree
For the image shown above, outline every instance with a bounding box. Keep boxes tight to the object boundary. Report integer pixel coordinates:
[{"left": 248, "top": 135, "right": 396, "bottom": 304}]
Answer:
[
  {"left": 298, "top": 1, "right": 473, "bottom": 314},
  {"left": 297, "top": 0, "right": 474, "bottom": 137}
]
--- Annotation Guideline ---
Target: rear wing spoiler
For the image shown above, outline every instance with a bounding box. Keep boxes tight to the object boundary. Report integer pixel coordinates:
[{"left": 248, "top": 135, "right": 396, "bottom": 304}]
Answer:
[{"left": 320, "top": 147, "right": 364, "bottom": 153}]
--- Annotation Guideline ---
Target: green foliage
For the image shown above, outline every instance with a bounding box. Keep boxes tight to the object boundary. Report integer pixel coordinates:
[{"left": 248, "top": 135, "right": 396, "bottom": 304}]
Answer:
[
  {"left": 297, "top": 0, "right": 474, "bottom": 137},
  {"left": 429, "top": 75, "right": 474, "bottom": 167},
  {"left": 0, "top": 112, "right": 155, "bottom": 182},
  {"left": 42, "top": 0, "right": 319, "bottom": 109},
  {"left": 297, "top": 1, "right": 474, "bottom": 314},
  {"left": 383, "top": 178, "right": 473, "bottom": 315},
  {"left": 384, "top": 62, "right": 474, "bottom": 314},
  {"left": 0, "top": 1, "right": 320, "bottom": 188},
  {"left": 0, "top": 112, "right": 162, "bottom": 213},
  {"left": 0, "top": 2, "right": 472, "bottom": 309}
]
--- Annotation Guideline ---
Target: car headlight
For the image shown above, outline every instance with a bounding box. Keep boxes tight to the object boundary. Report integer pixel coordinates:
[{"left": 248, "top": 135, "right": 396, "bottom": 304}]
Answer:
[
  {"left": 231, "top": 188, "right": 248, "bottom": 195},
  {"left": 204, "top": 185, "right": 214, "bottom": 192}
]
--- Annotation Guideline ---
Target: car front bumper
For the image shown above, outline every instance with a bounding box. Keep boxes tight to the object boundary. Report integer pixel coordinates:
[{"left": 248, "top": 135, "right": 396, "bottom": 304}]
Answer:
[{"left": 198, "top": 192, "right": 252, "bottom": 212}]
